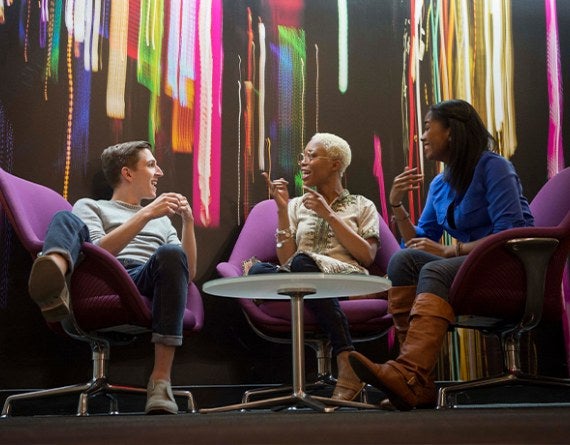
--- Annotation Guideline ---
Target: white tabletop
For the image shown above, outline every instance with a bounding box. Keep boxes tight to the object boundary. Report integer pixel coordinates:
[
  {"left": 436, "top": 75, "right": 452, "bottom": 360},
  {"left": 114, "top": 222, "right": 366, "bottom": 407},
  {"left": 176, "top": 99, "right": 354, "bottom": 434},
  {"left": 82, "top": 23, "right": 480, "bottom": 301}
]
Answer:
[{"left": 203, "top": 273, "right": 391, "bottom": 299}]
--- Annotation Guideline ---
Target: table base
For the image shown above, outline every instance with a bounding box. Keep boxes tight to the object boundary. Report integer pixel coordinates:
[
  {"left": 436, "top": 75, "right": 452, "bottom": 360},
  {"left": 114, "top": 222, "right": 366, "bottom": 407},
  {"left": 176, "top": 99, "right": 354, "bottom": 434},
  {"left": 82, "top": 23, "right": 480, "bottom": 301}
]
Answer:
[{"left": 200, "top": 290, "right": 380, "bottom": 413}]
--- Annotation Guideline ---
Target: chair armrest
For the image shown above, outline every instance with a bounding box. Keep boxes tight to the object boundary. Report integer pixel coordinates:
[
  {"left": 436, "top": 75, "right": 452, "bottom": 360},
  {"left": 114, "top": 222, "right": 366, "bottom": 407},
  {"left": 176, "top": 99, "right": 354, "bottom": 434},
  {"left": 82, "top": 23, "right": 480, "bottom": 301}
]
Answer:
[
  {"left": 216, "top": 261, "right": 242, "bottom": 278},
  {"left": 506, "top": 237, "right": 559, "bottom": 331},
  {"left": 76, "top": 243, "right": 150, "bottom": 315}
]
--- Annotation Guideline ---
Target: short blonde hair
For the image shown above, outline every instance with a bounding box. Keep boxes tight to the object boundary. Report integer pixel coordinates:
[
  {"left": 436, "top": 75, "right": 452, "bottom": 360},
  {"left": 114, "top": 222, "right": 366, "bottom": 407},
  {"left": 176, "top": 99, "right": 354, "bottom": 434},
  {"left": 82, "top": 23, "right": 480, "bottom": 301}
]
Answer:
[{"left": 310, "top": 133, "right": 351, "bottom": 176}]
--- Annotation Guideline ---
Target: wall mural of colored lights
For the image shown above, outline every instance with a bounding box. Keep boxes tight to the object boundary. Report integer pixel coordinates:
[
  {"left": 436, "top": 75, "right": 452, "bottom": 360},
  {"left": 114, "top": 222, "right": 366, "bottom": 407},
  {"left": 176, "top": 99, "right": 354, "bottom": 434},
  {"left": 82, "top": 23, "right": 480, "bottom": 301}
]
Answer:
[
  {"left": 0, "top": 1, "right": 565, "bottom": 225},
  {"left": 0, "top": 0, "right": 569, "bottom": 377}
]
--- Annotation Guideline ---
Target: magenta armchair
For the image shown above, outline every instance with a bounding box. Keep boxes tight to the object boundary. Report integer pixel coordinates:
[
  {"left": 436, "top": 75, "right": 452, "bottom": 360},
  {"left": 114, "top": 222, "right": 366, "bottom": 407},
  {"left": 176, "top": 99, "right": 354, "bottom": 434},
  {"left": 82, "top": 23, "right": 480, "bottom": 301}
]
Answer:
[
  {"left": 0, "top": 168, "right": 204, "bottom": 416},
  {"left": 215, "top": 199, "right": 398, "bottom": 400},
  {"left": 438, "top": 167, "right": 570, "bottom": 408}
]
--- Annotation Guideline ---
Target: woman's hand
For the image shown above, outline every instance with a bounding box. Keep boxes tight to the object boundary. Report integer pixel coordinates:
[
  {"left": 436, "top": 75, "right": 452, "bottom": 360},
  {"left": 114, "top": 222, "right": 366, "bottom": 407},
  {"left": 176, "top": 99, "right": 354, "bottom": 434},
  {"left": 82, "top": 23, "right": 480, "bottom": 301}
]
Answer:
[
  {"left": 301, "top": 186, "right": 332, "bottom": 218},
  {"left": 405, "top": 237, "right": 454, "bottom": 257},
  {"left": 389, "top": 166, "right": 423, "bottom": 206},
  {"left": 262, "top": 172, "right": 289, "bottom": 209}
]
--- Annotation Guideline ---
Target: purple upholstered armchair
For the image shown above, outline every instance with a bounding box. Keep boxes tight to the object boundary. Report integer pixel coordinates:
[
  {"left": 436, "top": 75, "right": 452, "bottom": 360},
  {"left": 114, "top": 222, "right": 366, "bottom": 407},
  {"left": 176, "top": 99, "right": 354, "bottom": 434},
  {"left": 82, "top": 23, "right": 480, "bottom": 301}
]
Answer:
[
  {"left": 216, "top": 199, "right": 399, "bottom": 400},
  {"left": 438, "top": 167, "right": 570, "bottom": 408},
  {"left": 0, "top": 168, "right": 204, "bottom": 416}
]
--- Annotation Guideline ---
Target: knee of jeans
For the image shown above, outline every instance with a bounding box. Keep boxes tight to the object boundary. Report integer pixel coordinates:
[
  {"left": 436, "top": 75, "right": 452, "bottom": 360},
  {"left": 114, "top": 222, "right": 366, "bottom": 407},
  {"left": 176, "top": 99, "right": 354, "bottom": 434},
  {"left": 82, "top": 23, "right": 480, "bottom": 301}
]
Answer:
[
  {"left": 290, "top": 253, "right": 318, "bottom": 272},
  {"left": 417, "top": 261, "right": 449, "bottom": 287},
  {"left": 156, "top": 245, "right": 188, "bottom": 271},
  {"left": 387, "top": 249, "right": 414, "bottom": 283}
]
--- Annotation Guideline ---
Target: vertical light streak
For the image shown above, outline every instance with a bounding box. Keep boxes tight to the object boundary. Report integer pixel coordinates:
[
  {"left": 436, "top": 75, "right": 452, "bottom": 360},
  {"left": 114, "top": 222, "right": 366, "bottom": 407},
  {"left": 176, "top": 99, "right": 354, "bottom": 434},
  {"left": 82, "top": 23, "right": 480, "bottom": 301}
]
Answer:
[
  {"left": 373, "top": 134, "right": 388, "bottom": 225},
  {"left": 257, "top": 20, "right": 266, "bottom": 169},
  {"left": 277, "top": 26, "right": 306, "bottom": 181},
  {"left": 44, "top": 0, "right": 63, "bottom": 99},
  {"left": 91, "top": 0, "right": 102, "bottom": 72},
  {"left": 258, "top": 18, "right": 266, "bottom": 171},
  {"left": 167, "top": 1, "right": 196, "bottom": 153},
  {"left": 179, "top": 2, "right": 197, "bottom": 105},
  {"left": 337, "top": 0, "right": 348, "bottom": 93},
  {"left": 106, "top": 0, "right": 128, "bottom": 119},
  {"left": 545, "top": 0, "right": 565, "bottom": 177},
  {"left": 483, "top": 0, "right": 493, "bottom": 130},
  {"left": 455, "top": 0, "right": 471, "bottom": 103},
  {"left": 502, "top": 0, "right": 516, "bottom": 157},
  {"left": 242, "top": 7, "right": 255, "bottom": 217},
  {"left": 196, "top": 0, "right": 213, "bottom": 225},
  {"left": 63, "top": 32, "right": 74, "bottom": 200},
  {"left": 40, "top": 0, "right": 48, "bottom": 48},
  {"left": 83, "top": 0, "right": 93, "bottom": 71},
  {"left": 237, "top": 76, "right": 242, "bottom": 225},
  {"left": 137, "top": 0, "right": 164, "bottom": 145},
  {"left": 193, "top": 0, "right": 223, "bottom": 227},
  {"left": 166, "top": 0, "right": 182, "bottom": 99},
  {"left": 490, "top": 1, "right": 505, "bottom": 140},
  {"left": 23, "top": 0, "right": 32, "bottom": 62},
  {"left": 315, "top": 44, "right": 319, "bottom": 132}
]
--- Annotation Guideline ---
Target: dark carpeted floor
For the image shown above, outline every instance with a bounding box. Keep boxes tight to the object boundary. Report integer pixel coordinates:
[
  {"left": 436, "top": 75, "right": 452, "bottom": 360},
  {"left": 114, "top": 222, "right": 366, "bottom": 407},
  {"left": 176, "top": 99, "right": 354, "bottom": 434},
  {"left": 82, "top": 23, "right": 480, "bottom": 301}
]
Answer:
[{"left": 2, "top": 406, "right": 570, "bottom": 444}]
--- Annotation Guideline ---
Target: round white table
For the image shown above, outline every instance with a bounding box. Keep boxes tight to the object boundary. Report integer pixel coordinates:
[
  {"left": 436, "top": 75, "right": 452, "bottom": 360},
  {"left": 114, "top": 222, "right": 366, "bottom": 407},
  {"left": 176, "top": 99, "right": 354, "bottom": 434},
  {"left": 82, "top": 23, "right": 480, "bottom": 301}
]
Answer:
[{"left": 200, "top": 273, "right": 391, "bottom": 413}]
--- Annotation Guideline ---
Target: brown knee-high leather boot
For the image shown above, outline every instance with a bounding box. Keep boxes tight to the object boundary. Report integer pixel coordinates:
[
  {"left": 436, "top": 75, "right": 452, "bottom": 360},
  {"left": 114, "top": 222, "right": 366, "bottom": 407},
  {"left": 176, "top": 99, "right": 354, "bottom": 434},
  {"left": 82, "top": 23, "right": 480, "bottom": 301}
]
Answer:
[
  {"left": 381, "top": 285, "right": 436, "bottom": 410},
  {"left": 388, "top": 285, "right": 417, "bottom": 349},
  {"left": 350, "top": 293, "right": 455, "bottom": 411}
]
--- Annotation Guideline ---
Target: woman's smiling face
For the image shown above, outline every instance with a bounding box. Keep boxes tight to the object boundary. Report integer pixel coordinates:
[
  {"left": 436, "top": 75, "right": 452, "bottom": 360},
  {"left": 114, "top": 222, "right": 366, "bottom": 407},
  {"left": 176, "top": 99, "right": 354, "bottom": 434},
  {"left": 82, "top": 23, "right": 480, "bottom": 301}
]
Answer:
[
  {"left": 298, "top": 140, "right": 336, "bottom": 187},
  {"left": 421, "top": 112, "right": 451, "bottom": 163}
]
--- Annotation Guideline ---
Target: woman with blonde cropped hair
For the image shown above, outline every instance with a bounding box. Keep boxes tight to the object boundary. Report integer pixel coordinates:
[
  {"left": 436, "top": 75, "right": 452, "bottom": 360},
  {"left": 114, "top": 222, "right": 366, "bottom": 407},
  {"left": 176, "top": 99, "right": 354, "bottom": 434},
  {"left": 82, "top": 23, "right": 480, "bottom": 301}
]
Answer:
[{"left": 248, "top": 133, "right": 380, "bottom": 402}]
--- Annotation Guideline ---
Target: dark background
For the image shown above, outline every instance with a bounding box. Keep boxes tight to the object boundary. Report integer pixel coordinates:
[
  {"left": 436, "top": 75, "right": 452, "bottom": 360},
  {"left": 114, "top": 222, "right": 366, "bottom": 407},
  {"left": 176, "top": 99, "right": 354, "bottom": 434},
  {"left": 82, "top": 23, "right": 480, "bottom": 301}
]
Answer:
[{"left": 0, "top": 1, "right": 568, "bottom": 392}]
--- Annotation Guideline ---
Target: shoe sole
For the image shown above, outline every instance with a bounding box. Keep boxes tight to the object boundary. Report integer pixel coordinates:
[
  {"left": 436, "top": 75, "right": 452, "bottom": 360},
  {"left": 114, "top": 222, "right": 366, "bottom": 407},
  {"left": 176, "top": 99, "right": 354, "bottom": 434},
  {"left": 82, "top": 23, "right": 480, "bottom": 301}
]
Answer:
[{"left": 28, "top": 256, "right": 70, "bottom": 322}]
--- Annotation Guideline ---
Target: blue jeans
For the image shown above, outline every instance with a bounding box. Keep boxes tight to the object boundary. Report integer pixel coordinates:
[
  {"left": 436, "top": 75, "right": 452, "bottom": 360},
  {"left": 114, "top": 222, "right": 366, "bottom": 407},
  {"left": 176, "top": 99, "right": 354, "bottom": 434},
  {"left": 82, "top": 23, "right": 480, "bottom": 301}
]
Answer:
[
  {"left": 41, "top": 211, "right": 188, "bottom": 346},
  {"left": 249, "top": 253, "right": 354, "bottom": 356},
  {"left": 387, "top": 249, "right": 467, "bottom": 301}
]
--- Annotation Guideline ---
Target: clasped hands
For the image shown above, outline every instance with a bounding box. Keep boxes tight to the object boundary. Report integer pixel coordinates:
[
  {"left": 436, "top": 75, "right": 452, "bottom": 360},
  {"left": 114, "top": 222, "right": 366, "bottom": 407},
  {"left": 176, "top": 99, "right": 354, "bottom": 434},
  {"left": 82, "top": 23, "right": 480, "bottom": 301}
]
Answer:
[{"left": 148, "top": 192, "right": 194, "bottom": 222}]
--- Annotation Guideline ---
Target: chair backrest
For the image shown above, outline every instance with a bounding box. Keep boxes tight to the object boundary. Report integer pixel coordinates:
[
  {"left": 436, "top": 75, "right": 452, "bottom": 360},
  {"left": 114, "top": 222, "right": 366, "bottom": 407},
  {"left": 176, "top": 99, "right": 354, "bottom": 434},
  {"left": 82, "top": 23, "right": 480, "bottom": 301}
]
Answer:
[
  {"left": 450, "top": 168, "right": 570, "bottom": 321},
  {"left": 0, "top": 168, "right": 71, "bottom": 256},
  {"left": 530, "top": 167, "right": 570, "bottom": 227},
  {"left": 218, "top": 199, "right": 400, "bottom": 279},
  {"left": 0, "top": 168, "right": 204, "bottom": 333}
]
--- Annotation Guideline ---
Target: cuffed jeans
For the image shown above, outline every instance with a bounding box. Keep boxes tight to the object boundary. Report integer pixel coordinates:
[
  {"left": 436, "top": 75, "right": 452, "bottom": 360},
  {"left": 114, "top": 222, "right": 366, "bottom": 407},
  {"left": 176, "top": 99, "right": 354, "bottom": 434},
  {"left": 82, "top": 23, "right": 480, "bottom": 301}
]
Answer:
[
  {"left": 249, "top": 253, "right": 354, "bottom": 356},
  {"left": 41, "top": 211, "right": 188, "bottom": 346},
  {"left": 386, "top": 249, "right": 467, "bottom": 301}
]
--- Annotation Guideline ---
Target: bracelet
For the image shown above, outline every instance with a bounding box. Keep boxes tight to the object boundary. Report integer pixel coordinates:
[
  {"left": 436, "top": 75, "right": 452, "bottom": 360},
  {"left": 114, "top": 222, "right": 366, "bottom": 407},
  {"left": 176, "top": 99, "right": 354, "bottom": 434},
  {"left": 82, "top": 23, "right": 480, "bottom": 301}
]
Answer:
[
  {"left": 275, "top": 227, "right": 294, "bottom": 237},
  {"left": 390, "top": 202, "right": 403, "bottom": 208},
  {"left": 275, "top": 227, "right": 295, "bottom": 248},
  {"left": 455, "top": 241, "right": 463, "bottom": 257},
  {"left": 276, "top": 238, "right": 292, "bottom": 249}
]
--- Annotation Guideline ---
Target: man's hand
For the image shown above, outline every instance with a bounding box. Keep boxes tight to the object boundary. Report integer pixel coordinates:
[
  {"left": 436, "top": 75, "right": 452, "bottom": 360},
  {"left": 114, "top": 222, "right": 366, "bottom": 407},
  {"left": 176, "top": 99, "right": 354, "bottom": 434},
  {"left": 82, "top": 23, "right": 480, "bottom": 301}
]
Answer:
[{"left": 144, "top": 193, "right": 187, "bottom": 219}]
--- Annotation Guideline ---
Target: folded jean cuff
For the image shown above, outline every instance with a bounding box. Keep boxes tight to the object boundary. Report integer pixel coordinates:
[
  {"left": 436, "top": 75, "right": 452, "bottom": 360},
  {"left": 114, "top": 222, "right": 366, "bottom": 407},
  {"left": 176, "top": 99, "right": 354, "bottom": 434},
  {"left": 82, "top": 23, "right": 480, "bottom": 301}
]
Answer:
[
  {"left": 152, "top": 333, "right": 183, "bottom": 347},
  {"left": 39, "top": 249, "right": 74, "bottom": 275}
]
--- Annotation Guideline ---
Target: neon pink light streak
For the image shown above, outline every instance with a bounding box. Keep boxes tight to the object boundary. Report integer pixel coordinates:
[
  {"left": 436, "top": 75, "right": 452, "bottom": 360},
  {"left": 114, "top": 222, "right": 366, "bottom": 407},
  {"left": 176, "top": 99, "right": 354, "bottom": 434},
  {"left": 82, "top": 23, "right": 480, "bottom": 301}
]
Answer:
[
  {"left": 193, "top": 0, "right": 223, "bottom": 227},
  {"left": 372, "top": 134, "right": 388, "bottom": 225}
]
